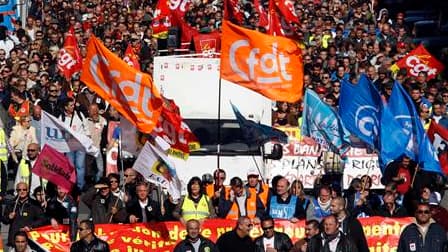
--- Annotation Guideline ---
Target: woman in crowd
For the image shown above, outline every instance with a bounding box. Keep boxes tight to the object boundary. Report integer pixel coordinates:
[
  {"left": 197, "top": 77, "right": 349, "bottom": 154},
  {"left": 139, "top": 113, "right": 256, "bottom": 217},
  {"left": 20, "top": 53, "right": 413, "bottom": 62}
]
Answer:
[{"left": 173, "top": 176, "right": 216, "bottom": 225}]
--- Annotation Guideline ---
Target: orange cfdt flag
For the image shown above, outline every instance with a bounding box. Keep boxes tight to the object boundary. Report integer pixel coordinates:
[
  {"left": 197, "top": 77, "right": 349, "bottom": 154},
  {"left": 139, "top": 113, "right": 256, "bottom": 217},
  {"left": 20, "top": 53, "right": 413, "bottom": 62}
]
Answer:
[
  {"left": 80, "top": 36, "right": 163, "bottom": 133},
  {"left": 220, "top": 20, "right": 303, "bottom": 103}
]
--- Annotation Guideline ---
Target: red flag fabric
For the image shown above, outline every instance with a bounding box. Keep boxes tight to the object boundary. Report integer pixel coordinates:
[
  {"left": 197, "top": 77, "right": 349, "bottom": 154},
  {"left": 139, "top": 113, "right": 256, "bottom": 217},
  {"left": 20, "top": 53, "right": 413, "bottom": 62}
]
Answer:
[
  {"left": 152, "top": 0, "right": 173, "bottom": 38},
  {"left": 193, "top": 31, "right": 221, "bottom": 56},
  {"left": 224, "top": 0, "right": 244, "bottom": 24},
  {"left": 394, "top": 44, "right": 445, "bottom": 80},
  {"left": 123, "top": 44, "right": 141, "bottom": 71},
  {"left": 254, "top": 0, "right": 269, "bottom": 28},
  {"left": 57, "top": 28, "right": 82, "bottom": 80},
  {"left": 427, "top": 120, "right": 448, "bottom": 175},
  {"left": 153, "top": 97, "right": 199, "bottom": 159},
  {"left": 169, "top": 0, "right": 191, "bottom": 25},
  {"left": 180, "top": 22, "right": 199, "bottom": 49},
  {"left": 274, "top": 0, "right": 300, "bottom": 25},
  {"left": 427, "top": 120, "right": 448, "bottom": 143},
  {"left": 33, "top": 145, "right": 76, "bottom": 192}
]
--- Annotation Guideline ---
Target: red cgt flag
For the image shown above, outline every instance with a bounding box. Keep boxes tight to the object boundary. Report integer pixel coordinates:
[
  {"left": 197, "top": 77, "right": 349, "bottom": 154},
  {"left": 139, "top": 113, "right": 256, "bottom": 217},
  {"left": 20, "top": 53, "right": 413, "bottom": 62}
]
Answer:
[
  {"left": 153, "top": 97, "right": 199, "bottom": 159},
  {"left": 274, "top": 0, "right": 300, "bottom": 25},
  {"left": 57, "top": 27, "right": 82, "bottom": 80},
  {"left": 393, "top": 44, "right": 444, "bottom": 80},
  {"left": 123, "top": 44, "right": 141, "bottom": 71},
  {"left": 33, "top": 144, "right": 76, "bottom": 192},
  {"left": 193, "top": 31, "right": 221, "bottom": 56}
]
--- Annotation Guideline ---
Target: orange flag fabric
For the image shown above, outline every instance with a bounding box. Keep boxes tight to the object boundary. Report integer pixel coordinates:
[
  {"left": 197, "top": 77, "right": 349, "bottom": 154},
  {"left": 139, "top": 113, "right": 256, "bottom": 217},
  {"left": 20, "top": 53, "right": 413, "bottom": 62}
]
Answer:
[
  {"left": 220, "top": 20, "right": 303, "bottom": 102},
  {"left": 81, "top": 36, "right": 163, "bottom": 133}
]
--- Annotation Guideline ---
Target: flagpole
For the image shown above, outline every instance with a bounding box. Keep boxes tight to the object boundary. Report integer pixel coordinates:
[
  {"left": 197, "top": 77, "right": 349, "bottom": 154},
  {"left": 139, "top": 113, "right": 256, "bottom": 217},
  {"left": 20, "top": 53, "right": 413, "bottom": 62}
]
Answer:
[
  {"left": 410, "top": 164, "right": 419, "bottom": 188},
  {"left": 217, "top": 62, "right": 222, "bottom": 169},
  {"left": 109, "top": 129, "right": 126, "bottom": 223},
  {"left": 69, "top": 84, "right": 81, "bottom": 127}
]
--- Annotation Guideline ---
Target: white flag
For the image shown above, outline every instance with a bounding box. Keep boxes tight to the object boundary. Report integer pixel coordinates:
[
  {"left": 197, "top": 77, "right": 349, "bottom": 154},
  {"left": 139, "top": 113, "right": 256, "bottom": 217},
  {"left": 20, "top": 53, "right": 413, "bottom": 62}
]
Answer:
[
  {"left": 133, "top": 142, "right": 181, "bottom": 201},
  {"left": 41, "top": 111, "right": 99, "bottom": 157}
]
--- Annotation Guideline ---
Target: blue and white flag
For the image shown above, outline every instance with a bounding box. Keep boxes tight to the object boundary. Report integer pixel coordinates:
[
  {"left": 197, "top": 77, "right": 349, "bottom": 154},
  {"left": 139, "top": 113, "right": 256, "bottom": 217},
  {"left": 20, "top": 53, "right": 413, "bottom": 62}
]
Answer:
[
  {"left": 388, "top": 82, "right": 441, "bottom": 173},
  {"left": 231, "top": 102, "right": 288, "bottom": 145},
  {"left": 339, "top": 74, "right": 381, "bottom": 148},
  {"left": 339, "top": 75, "right": 408, "bottom": 168},
  {"left": 41, "top": 111, "right": 99, "bottom": 157},
  {"left": 302, "top": 89, "right": 351, "bottom": 155}
]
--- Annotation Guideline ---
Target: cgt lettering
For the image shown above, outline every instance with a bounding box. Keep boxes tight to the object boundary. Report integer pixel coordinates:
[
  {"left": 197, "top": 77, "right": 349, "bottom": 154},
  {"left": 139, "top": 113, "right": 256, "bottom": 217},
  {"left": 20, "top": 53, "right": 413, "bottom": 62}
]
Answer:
[
  {"left": 405, "top": 56, "right": 437, "bottom": 76},
  {"left": 229, "top": 41, "right": 291, "bottom": 84}
]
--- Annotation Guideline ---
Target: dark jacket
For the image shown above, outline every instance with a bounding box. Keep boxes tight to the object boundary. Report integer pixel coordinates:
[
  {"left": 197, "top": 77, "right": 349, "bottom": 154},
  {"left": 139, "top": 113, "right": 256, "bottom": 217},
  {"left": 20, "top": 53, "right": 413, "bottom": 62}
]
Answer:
[
  {"left": 397, "top": 222, "right": 446, "bottom": 252},
  {"left": 340, "top": 215, "right": 369, "bottom": 252},
  {"left": 46, "top": 195, "right": 78, "bottom": 241},
  {"left": 375, "top": 204, "right": 408, "bottom": 217},
  {"left": 307, "top": 232, "right": 358, "bottom": 252},
  {"left": 173, "top": 235, "right": 219, "bottom": 252},
  {"left": 216, "top": 230, "right": 255, "bottom": 252},
  {"left": 254, "top": 231, "right": 293, "bottom": 252},
  {"left": 126, "top": 197, "right": 163, "bottom": 222},
  {"left": 81, "top": 187, "right": 127, "bottom": 224},
  {"left": 2, "top": 197, "right": 47, "bottom": 246},
  {"left": 70, "top": 236, "right": 110, "bottom": 252}
]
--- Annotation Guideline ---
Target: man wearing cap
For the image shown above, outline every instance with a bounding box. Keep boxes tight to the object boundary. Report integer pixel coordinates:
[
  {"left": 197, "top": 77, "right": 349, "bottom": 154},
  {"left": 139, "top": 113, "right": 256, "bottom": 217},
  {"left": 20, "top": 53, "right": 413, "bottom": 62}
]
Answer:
[
  {"left": 81, "top": 177, "right": 127, "bottom": 223},
  {"left": 218, "top": 177, "right": 266, "bottom": 223},
  {"left": 245, "top": 168, "right": 269, "bottom": 209}
]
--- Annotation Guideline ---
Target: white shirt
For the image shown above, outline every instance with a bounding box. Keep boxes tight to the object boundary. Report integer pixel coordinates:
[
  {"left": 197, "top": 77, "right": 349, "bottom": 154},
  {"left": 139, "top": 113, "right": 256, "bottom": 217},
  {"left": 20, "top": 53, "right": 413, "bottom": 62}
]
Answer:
[{"left": 263, "top": 236, "right": 275, "bottom": 250}]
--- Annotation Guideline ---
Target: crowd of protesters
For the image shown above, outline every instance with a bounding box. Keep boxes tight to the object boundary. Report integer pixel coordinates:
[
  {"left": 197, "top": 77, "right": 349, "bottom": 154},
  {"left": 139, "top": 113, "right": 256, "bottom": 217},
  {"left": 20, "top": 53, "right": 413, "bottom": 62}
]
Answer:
[{"left": 0, "top": 0, "right": 447, "bottom": 251}]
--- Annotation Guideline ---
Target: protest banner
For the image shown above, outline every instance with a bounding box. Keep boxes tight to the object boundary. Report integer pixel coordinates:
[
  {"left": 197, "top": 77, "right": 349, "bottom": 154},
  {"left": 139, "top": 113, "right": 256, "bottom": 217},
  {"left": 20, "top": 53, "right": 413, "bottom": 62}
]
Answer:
[
  {"left": 343, "top": 147, "right": 384, "bottom": 189},
  {"left": 28, "top": 217, "right": 413, "bottom": 252},
  {"left": 267, "top": 127, "right": 324, "bottom": 188}
]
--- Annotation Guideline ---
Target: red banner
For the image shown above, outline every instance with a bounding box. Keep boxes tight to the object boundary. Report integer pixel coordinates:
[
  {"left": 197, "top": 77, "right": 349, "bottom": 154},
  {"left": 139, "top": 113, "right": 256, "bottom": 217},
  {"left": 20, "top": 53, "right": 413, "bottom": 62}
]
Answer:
[
  {"left": 29, "top": 217, "right": 412, "bottom": 252},
  {"left": 393, "top": 44, "right": 444, "bottom": 80},
  {"left": 123, "top": 44, "right": 141, "bottom": 71},
  {"left": 153, "top": 97, "right": 199, "bottom": 159},
  {"left": 193, "top": 31, "right": 221, "bottom": 56},
  {"left": 33, "top": 145, "right": 76, "bottom": 192},
  {"left": 57, "top": 27, "right": 82, "bottom": 80}
]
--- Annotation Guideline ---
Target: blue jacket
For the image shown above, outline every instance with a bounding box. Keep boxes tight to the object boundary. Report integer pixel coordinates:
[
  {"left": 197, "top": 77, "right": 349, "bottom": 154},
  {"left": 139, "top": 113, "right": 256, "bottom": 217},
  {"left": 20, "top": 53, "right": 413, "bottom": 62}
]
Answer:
[{"left": 397, "top": 222, "right": 446, "bottom": 252}]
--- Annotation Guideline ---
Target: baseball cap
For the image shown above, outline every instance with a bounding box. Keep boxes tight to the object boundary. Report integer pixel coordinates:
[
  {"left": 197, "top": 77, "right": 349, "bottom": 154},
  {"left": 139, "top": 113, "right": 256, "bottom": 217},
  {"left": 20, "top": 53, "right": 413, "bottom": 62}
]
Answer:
[{"left": 247, "top": 168, "right": 259, "bottom": 177}]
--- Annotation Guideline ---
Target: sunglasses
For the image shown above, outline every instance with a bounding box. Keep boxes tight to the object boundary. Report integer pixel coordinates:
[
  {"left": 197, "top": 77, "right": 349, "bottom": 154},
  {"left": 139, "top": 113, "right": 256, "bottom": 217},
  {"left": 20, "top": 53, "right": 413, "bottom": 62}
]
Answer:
[
  {"left": 262, "top": 226, "right": 274, "bottom": 231},
  {"left": 109, "top": 180, "right": 118, "bottom": 183},
  {"left": 416, "top": 210, "right": 430, "bottom": 214},
  {"left": 27, "top": 149, "right": 37, "bottom": 152},
  {"left": 17, "top": 188, "right": 28, "bottom": 192}
]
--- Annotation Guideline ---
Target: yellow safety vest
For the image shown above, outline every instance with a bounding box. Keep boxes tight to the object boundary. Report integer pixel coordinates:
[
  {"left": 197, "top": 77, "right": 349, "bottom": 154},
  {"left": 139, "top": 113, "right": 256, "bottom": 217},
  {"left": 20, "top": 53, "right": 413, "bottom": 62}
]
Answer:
[
  {"left": 0, "top": 129, "right": 8, "bottom": 164},
  {"left": 181, "top": 195, "right": 210, "bottom": 221},
  {"left": 17, "top": 159, "right": 31, "bottom": 185},
  {"left": 17, "top": 159, "right": 48, "bottom": 190}
]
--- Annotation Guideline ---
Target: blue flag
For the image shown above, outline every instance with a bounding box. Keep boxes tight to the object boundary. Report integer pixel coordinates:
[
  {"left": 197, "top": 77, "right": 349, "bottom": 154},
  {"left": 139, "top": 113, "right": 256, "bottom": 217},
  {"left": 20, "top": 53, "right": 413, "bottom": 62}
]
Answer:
[
  {"left": 301, "top": 89, "right": 351, "bottom": 155},
  {"left": 231, "top": 103, "right": 288, "bottom": 146},
  {"left": 339, "top": 74, "right": 381, "bottom": 148},
  {"left": 388, "top": 81, "right": 441, "bottom": 173},
  {"left": 339, "top": 75, "right": 408, "bottom": 168}
]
